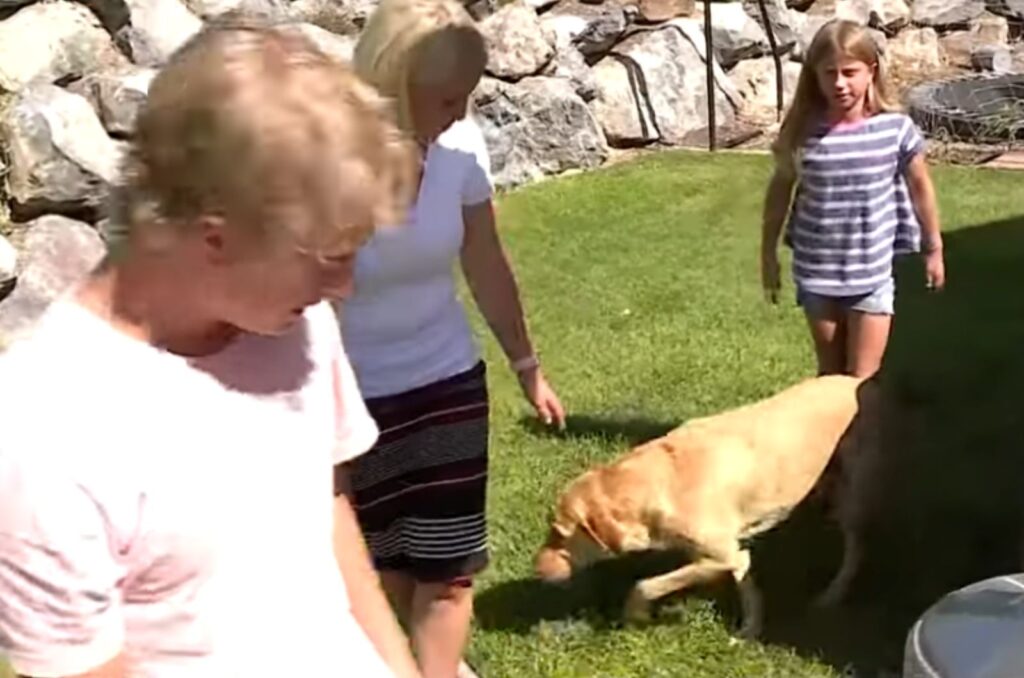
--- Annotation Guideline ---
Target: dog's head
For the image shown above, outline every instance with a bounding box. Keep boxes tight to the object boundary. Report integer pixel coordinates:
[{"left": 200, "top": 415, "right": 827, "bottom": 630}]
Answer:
[{"left": 534, "top": 479, "right": 620, "bottom": 583}]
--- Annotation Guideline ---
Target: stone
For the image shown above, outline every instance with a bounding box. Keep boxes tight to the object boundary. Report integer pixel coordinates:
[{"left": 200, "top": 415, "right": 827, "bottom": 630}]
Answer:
[
  {"left": 987, "top": 0, "right": 1024, "bottom": 22},
  {"left": 122, "top": 0, "right": 203, "bottom": 66},
  {"left": 280, "top": 23, "right": 359, "bottom": 64},
  {"left": 286, "top": 0, "right": 366, "bottom": 33},
  {"left": 472, "top": 76, "right": 609, "bottom": 188},
  {"left": 729, "top": 56, "right": 802, "bottom": 122},
  {"left": 0, "top": 216, "right": 106, "bottom": 343},
  {"left": 970, "top": 44, "right": 1012, "bottom": 72},
  {"left": 939, "top": 30, "right": 975, "bottom": 67},
  {"left": 67, "top": 66, "right": 157, "bottom": 137},
  {"left": 542, "top": 38, "right": 600, "bottom": 101},
  {"left": 542, "top": 0, "right": 629, "bottom": 59},
  {"left": 525, "top": 0, "right": 560, "bottom": 9},
  {"left": 0, "top": 2, "right": 128, "bottom": 93},
  {"left": 589, "top": 21, "right": 737, "bottom": 146},
  {"left": 792, "top": 13, "right": 828, "bottom": 62},
  {"left": 888, "top": 27, "right": 942, "bottom": 72},
  {"left": 0, "top": 233, "right": 16, "bottom": 287},
  {"left": 699, "top": 1, "right": 770, "bottom": 68},
  {"left": 911, "top": 0, "right": 985, "bottom": 29},
  {"left": 3, "top": 85, "right": 123, "bottom": 221},
  {"left": 479, "top": 1, "right": 556, "bottom": 80},
  {"left": 971, "top": 13, "right": 1010, "bottom": 45},
  {"left": 743, "top": 0, "right": 800, "bottom": 53},
  {"left": 870, "top": 0, "right": 911, "bottom": 31},
  {"left": 636, "top": 0, "right": 694, "bottom": 22}
]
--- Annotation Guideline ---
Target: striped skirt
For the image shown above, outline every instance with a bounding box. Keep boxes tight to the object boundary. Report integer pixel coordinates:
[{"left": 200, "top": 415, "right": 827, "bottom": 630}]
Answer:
[{"left": 348, "top": 362, "right": 490, "bottom": 582}]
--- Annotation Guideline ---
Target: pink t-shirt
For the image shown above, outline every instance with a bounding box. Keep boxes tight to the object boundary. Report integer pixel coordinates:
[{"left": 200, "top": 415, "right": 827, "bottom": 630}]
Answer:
[{"left": 0, "top": 299, "right": 392, "bottom": 677}]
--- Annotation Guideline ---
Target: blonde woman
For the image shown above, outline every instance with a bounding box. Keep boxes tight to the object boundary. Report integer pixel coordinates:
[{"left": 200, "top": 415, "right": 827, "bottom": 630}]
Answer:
[
  {"left": 761, "top": 20, "right": 945, "bottom": 378},
  {"left": 336, "top": 0, "right": 566, "bottom": 675},
  {"left": 0, "top": 24, "right": 422, "bottom": 678}
]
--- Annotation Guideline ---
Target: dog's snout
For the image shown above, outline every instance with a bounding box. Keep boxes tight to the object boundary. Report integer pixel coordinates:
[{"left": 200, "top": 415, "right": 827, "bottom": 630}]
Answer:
[{"left": 535, "top": 547, "right": 573, "bottom": 583}]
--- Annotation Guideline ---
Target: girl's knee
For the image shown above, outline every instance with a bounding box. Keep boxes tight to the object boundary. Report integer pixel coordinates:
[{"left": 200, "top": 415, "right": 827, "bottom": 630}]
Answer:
[{"left": 418, "top": 576, "right": 474, "bottom": 602}]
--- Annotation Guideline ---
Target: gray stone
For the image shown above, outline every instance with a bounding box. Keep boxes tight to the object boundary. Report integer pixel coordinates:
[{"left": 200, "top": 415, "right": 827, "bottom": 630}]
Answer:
[
  {"left": 939, "top": 29, "right": 975, "bottom": 67},
  {"left": 480, "top": 1, "right": 556, "bottom": 80},
  {"left": 3, "top": 85, "right": 123, "bottom": 220},
  {"left": 0, "top": 216, "right": 106, "bottom": 343},
  {"left": 122, "top": 0, "right": 203, "bottom": 66},
  {"left": 888, "top": 27, "right": 942, "bottom": 72},
  {"left": 0, "top": 233, "right": 16, "bottom": 286},
  {"left": 281, "top": 22, "right": 359, "bottom": 63},
  {"left": 543, "top": 0, "right": 629, "bottom": 59},
  {"left": 743, "top": 0, "right": 800, "bottom": 53},
  {"left": 911, "top": 0, "right": 985, "bottom": 28},
  {"left": 472, "top": 76, "right": 609, "bottom": 188},
  {"left": 699, "top": 1, "right": 770, "bottom": 68},
  {"left": 636, "top": 0, "right": 694, "bottom": 22},
  {"left": 0, "top": 2, "right": 128, "bottom": 93},
  {"left": 525, "top": 0, "right": 560, "bottom": 10},
  {"left": 729, "top": 56, "right": 802, "bottom": 122},
  {"left": 67, "top": 66, "right": 157, "bottom": 137},
  {"left": 971, "top": 44, "right": 1012, "bottom": 72},
  {"left": 985, "top": 0, "right": 1024, "bottom": 22},
  {"left": 542, "top": 38, "right": 600, "bottom": 101},
  {"left": 286, "top": 0, "right": 367, "bottom": 32},
  {"left": 590, "top": 21, "right": 737, "bottom": 146}
]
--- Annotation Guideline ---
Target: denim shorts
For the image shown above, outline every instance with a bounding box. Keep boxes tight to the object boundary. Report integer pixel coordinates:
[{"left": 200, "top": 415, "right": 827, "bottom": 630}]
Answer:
[{"left": 796, "top": 277, "right": 895, "bottom": 317}]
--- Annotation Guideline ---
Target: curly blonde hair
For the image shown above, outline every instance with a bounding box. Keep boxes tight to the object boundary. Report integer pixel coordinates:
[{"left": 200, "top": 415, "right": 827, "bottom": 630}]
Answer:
[{"left": 113, "top": 20, "right": 416, "bottom": 252}]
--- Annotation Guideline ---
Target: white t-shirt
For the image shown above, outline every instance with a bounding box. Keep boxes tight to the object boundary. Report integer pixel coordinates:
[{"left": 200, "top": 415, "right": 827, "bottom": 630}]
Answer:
[
  {"left": 338, "top": 117, "right": 494, "bottom": 398},
  {"left": 0, "top": 299, "right": 392, "bottom": 677}
]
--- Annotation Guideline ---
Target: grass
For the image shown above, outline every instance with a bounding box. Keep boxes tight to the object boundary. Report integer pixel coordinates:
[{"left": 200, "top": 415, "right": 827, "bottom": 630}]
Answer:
[
  {"left": 461, "top": 151, "right": 1024, "bottom": 677},
  {"left": 2, "top": 152, "right": 1023, "bottom": 677}
]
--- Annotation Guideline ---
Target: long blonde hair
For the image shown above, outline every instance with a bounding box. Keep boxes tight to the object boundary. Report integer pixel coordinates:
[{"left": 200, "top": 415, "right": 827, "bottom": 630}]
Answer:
[
  {"left": 353, "top": 0, "right": 486, "bottom": 134},
  {"left": 114, "top": 20, "right": 416, "bottom": 252},
  {"left": 773, "top": 20, "right": 898, "bottom": 172}
]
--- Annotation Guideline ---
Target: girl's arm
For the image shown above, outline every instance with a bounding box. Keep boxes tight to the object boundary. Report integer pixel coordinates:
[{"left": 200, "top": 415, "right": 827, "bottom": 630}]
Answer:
[
  {"left": 761, "top": 161, "right": 797, "bottom": 302},
  {"left": 459, "top": 200, "right": 565, "bottom": 428},
  {"left": 905, "top": 154, "right": 946, "bottom": 290}
]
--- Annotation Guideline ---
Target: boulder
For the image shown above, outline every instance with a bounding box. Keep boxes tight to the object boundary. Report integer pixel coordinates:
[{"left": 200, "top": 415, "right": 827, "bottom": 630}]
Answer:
[
  {"left": 911, "top": 0, "right": 985, "bottom": 29},
  {"left": 0, "top": 2, "right": 127, "bottom": 93},
  {"left": 0, "top": 216, "right": 106, "bottom": 344},
  {"left": 479, "top": 1, "right": 556, "bottom": 80},
  {"left": 472, "top": 76, "right": 609, "bottom": 188},
  {"left": 121, "top": 0, "right": 203, "bottom": 66},
  {"left": 542, "top": 0, "right": 629, "bottom": 60},
  {"left": 590, "top": 21, "right": 738, "bottom": 146},
  {"left": 67, "top": 66, "right": 157, "bottom": 137},
  {"left": 3, "top": 85, "right": 123, "bottom": 220}
]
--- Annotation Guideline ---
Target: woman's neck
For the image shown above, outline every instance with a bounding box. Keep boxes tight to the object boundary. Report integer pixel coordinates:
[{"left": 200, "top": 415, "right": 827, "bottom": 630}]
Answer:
[{"left": 76, "top": 251, "right": 239, "bottom": 357}]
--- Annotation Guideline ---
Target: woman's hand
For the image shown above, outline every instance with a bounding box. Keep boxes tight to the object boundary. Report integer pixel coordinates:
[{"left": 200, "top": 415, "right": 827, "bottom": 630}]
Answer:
[{"left": 516, "top": 367, "right": 566, "bottom": 429}]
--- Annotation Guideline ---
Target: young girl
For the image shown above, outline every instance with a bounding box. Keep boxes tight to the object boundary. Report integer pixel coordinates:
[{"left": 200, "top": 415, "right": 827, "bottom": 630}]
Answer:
[
  {"left": 0, "top": 24, "right": 422, "bottom": 678},
  {"left": 761, "top": 20, "right": 946, "bottom": 377},
  {"left": 337, "top": 0, "right": 565, "bottom": 676}
]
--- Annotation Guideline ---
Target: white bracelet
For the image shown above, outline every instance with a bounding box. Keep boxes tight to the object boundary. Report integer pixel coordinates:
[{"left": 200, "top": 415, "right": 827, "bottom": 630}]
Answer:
[{"left": 510, "top": 355, "right": 539, "bottom": 374}]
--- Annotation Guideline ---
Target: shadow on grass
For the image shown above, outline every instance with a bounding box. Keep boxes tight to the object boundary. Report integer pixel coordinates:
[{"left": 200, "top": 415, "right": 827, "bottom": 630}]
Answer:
[
  {"left": 480, "top": 215, "right": 1024, "bottom": 676},
  {"left": 519, "top": 413, "right": 677, "bottom": 447}
]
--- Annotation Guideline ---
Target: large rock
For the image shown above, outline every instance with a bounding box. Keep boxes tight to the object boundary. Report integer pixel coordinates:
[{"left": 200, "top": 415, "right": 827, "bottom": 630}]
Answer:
[
  {"left": 0, "top": 234, "right": 16, "bottom": 291},
  {"left": 122, "top": 0, "right": 203, "bottom": 66},
  {"left": 480, "top": 1, "right": 556, "bottom": 80},
  {"left": 590, "top": 22, "right": 738, "bottom": 146},
  {"left": 743, "top": 0, "right": 801, "bottom": 53},
  {"left": 730, "top": 56, "right": 802, "bottom": 122},
  {"left": 700, "top": 1, "right": 770, "bottom": 68},
  {"left": 542, "top": 39, "right": 600, "bottom": 101},
  {"left": 3, "top": 85, "right": 123, "bottom": 220},
  {"left": 940, "top": 19, "right": 1008, "bottom": 67},
  {"left": 911, "top": 0, "right": 985, "bottom": 28},
  {"left": 888, "top": 27, "right": 942, "bottom": 71},
  {"left": 0, "top": 2, "right": 128, "bottom": 93},
  {"left": 67, "top": 67, "right": 157, "bottom": 137},
  {"left": 280, "top": 23, "right": 359, "bottom": 63},
  {"left": 284, "top": 0, "right": 369, "bottom": 32},
  {"left": 0, "top": 216, "right": 106, "bottom": 344},
  {"left": 636, "top": 0, "right": 694, "bottom": 22},
  {"left": 989, "top": 0, "right": 1024, "bottom": 21},
  {"left": 472, "top": 76, "right": 609, "bottom": 188},
  {"left": 542, "top": 0, "right": 629, "bottom": 60}
]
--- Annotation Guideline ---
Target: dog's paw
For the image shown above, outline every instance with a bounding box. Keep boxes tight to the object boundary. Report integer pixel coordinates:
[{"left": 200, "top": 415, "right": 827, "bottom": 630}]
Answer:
[
  {"left": 736, "top": 620, "right": 762, "bottom": 640},
  {"left": 623, "top": 589, "right": 653, "bottom": 623}
]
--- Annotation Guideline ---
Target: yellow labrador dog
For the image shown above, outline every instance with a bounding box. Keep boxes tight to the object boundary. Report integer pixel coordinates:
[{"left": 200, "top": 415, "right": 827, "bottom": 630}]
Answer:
[{"left": 535, "top": 375, "right": 881, "bottom": 638}]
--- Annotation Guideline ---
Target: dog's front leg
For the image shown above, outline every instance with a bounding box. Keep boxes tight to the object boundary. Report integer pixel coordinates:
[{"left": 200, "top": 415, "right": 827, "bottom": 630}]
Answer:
[
  {"left": 815, "top": 520, "right": 862, "bottom": 607},
  {"left": 623, "top": 558, "right": 733, "bottom": 622}
]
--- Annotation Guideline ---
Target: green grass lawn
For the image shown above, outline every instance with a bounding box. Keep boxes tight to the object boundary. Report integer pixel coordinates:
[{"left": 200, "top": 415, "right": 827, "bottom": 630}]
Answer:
[
  {"left": 464, "top": 151, "right": 1024, "bottom": 677},
  {"left": 2, "top": 152, "right": 1022, "bottom": 678}
]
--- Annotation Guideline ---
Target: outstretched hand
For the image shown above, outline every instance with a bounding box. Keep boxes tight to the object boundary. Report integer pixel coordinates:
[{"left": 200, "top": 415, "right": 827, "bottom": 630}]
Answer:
[
  {"left": 517, "top": 367, "right": 566, "bottom": 430},
  {"left": 925, "top": 248, "right": 946, "bottom": 292}
]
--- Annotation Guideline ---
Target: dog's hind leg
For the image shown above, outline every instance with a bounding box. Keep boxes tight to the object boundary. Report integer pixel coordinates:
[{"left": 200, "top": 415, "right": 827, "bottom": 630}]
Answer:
[
  {"left": 815, "top": 519, "right": 862, "bottom": 607},
  {"left": 623, "top": 558, "right": 733, "bottom": 623},
  {"left": 730, "top": 548, "right": 763, "bottom": 639}
]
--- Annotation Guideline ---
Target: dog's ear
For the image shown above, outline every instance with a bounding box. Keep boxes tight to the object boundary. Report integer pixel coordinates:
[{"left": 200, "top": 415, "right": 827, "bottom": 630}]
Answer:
[{"left": 578, "top": 501, "right": 626, "bottom": 553}]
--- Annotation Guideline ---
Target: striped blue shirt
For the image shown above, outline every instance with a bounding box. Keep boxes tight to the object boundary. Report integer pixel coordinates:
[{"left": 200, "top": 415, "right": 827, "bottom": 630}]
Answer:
[{"left": 785, "top": 112, "right": 925, "bottom": 297}]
